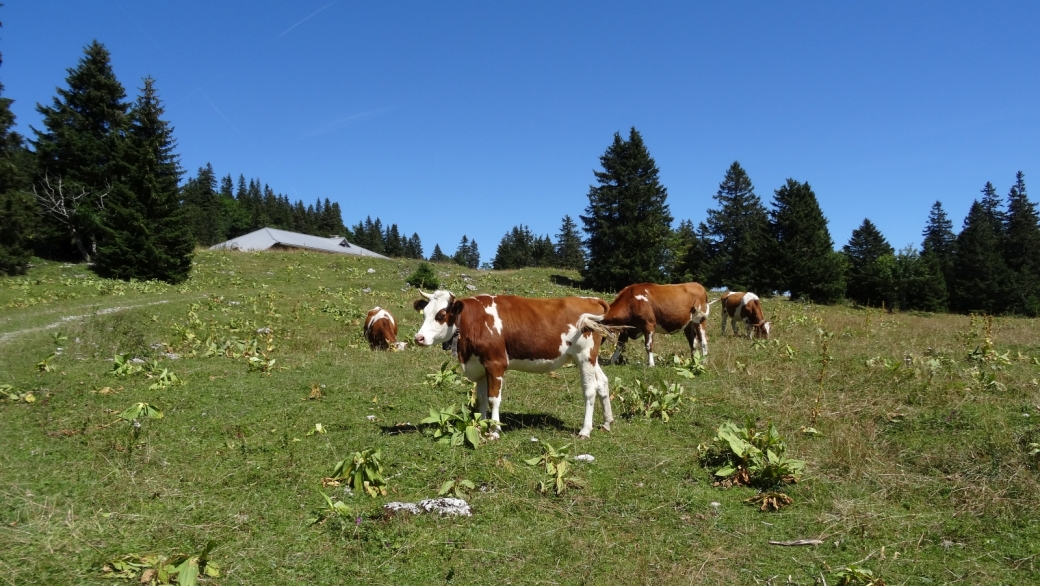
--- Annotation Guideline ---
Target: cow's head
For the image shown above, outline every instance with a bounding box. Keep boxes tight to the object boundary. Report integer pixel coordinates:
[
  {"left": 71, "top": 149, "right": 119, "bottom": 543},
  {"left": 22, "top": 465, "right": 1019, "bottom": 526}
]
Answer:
[
  {"left": 413, "top": 289, "right": 461, "bottom": 347},
  {"left": 752, "top": 321, "right": 772, "bottom": 339}
]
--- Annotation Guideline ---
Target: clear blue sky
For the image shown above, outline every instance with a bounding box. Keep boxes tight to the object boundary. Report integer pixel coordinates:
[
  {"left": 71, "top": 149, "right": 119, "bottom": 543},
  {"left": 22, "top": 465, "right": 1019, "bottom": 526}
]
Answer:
[{"left": 4, "top": 2, "right": 1039, "bottom": 260}]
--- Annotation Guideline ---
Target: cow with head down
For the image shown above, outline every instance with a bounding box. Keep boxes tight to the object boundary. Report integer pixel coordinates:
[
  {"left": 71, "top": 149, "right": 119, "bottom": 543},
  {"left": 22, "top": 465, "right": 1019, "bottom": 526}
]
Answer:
[
  {"left": 412, "top": 290, "right": 614, "bottom": 439},
  {"left": 601, "top": 282, "right": 711, "bottom": 366},
  {"left": 364, "top": 307, "right": 407, "bottom": 350},
  {"left": 719, "top": 291, "right": 771, "bottom": 339}
]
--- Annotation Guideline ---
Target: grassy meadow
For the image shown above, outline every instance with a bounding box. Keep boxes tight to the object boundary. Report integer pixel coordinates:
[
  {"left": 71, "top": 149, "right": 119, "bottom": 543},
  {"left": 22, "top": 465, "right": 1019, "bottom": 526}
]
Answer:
[{"left": 1, "top": 250, "right": 1039, "bottom": 585}]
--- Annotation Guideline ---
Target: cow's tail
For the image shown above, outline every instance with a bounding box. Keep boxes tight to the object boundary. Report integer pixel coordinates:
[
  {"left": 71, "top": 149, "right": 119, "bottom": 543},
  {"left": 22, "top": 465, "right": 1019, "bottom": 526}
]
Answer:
[{"left": 576, "top": 313, "right": 628, "bottom": 338}]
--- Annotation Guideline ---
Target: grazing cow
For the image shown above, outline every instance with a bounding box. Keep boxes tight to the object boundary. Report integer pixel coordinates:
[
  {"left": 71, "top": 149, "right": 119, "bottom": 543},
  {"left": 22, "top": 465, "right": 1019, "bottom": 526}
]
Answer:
[
  {"left": 602, "top": 282, "right": 710, "bottom": 367},
  {"left": 413, "top": 290, "right": 613, "bottom": 439},
  {"left": 719, "top": 291, "right": 771, "bottom": 339},
  {"left": 364, "top": 307, "right": 406, "bottom": 350}
]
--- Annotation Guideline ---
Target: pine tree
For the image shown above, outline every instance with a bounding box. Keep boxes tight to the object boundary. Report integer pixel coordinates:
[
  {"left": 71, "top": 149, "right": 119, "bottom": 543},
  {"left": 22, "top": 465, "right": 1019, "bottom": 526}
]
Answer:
[
  {"left": 31, "top": 40, "right": 129, "bottom": 261},
  {"left": 493, "top": 225, "right": 534, "bottom": 269},
  {"left": 384, "top": 224, "right": 404, "bottom": 257},
  {"left": 666, "top": 219, "right": 709, "bottom": 284},
  {"left": 554, "top": 215, "right": 585, "bottom": 271},
  {"left": 531, "top": 234, "right": 555, "bottom": 267},
  {"left": 920, "top": 200, "right": 956, "bottom": 298},
  {"left": 703, "top": 162, "right": 773, "bottom": 292},
  {"left": 768, "top": 179, "right": 845, "bottom": 303},
  {"left": 843, "top": 218, "right": 896, "bottom": 308},
  {"left": 406, "top": 233, "right": 423, "bottom": 259},
  {"left": 181, "top": 163, "right": 224, "bottom": 246},
  {"left": 0, "top": 21, "right": 35, "bottom": 276},
  {"left": 94, "top": 77, "right": 192, "bottom": 283},
  {"left": 1003, "top": 172, "right": 1040, "bottom": 315},
  {"left": 453, "top": 235, "right": 479, "bottom": 269},
  {"left": 429, "top": 243, "right": 449, "bottom": 263},
  {"left": 581, "top": 128, "right": 673, "bottom": 291},
  {"left": 950, "top": 200, "right": 1008, "bottom": 314},
  {"left": 893, "top": 246, "right": 947, "bottom": 312}
]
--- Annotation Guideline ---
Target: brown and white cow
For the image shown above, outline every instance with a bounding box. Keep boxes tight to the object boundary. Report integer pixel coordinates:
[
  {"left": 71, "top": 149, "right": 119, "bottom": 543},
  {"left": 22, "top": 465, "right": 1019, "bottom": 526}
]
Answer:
[
  {"left": 601, "top": 282, "right": 710, "bottom": 367},
  {"left": 719, "top": 291, "right": 771, "bottom": 339},
  {"left": 413, "top": 290, "right": 613, "bottom": 439},
  {"left": 364, "top": 307, "right": 406, "bottom": 350}
]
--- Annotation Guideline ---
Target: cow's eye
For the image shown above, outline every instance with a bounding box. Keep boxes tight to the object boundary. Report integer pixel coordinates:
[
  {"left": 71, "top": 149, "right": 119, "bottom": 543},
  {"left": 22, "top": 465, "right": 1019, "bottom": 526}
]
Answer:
[{"left": 435, "top": 309, "right": 447, "bottom": 323}]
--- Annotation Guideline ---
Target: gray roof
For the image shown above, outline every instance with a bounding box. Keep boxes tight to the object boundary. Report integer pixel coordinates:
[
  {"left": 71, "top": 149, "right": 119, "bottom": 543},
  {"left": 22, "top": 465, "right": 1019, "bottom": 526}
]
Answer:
[{"left": 209, "top": 227, "right": 389, "bottom": 259}]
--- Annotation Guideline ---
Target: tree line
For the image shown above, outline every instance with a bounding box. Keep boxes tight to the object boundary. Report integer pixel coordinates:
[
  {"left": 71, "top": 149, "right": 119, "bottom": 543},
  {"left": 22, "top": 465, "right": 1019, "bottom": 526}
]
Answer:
[{"left": 579, "top": 128, "right": 1040, "bottom": 316}]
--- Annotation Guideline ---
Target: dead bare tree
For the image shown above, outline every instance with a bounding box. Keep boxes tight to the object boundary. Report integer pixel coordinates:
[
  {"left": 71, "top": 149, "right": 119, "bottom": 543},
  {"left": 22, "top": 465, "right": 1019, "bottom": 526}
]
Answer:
[{"left": 33, "top": 174, "right": 109, "bottom": 262}]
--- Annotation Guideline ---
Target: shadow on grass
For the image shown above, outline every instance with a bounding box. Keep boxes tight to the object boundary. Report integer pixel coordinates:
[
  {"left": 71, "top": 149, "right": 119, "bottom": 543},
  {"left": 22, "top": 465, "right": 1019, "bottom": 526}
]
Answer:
[
  {"left": 549, "top": 274, "right": 583, "bottom": 289},
  {"left": 381, "top": 413, "right": 568, "bottom": 436},
  {"left": 500, "top": 412, "right": 567, "bottom": 431}
]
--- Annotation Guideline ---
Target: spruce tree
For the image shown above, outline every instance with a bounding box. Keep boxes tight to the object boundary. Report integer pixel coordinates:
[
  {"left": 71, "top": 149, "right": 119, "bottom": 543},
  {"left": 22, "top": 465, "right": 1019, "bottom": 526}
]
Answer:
[
  {"left": 1003, "top": 172, "right": 1040, "bottom": 314},
  {"left": 94, "top": 77, "right": 192, "bottom": 283},
  {"left": 554, "top": 215, "right": 585, "bottom": 271},
  {"left": 581, "top": 128, "right": 672, "bottom": 291},
  {"left": 181, "top": 163, "right": 224, "bottom": 245},
  {"left": 768, "top": 179, "right": 845, "bottom": 303},
  {"left": 493, "top": 225, "right": 534, "bottom": 270},
  {"left": 666, "top": 219, "right": 709, "bottom": 284},
  {"left": 384, "top": 224, "right": 404, "bottom": 257},
  {"left": 531, "top": 234, "right": 554, "bottom": 267},
  {"left": 893, "top": 246, "right": 947, "bottom": 312},
  {"left": 920, "top": 200, "right": 956, "bottom": 297},
  {"left": 0, "top": 21, "right": 35, "bottom": 276},
  {"left": 453, "top": 235, "right": 471, "bottom": 267},
  {"left": 703, "top": 162, "right": 773, "bottom": 292},
  {"left": 429, "top": 243, "right": 449, "bottom": 263},
  {"left": 951, "top": 200, "right": 1008, "bottom": 314},
  {"left": 32, "top": 40, "right": 129, "bottom": 261},
  {"left": 843, "top": 218, "right": 896, "bottom": 308},
  {"left": 406, "top": 233, "right": 423, "bottom": 259}
]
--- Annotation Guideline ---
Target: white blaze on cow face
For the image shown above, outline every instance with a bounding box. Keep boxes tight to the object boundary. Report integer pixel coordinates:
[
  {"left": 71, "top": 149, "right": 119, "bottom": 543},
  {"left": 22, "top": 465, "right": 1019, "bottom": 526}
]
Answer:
[{"left": 414, "top": 290, "right": 456, "bottom": 347}]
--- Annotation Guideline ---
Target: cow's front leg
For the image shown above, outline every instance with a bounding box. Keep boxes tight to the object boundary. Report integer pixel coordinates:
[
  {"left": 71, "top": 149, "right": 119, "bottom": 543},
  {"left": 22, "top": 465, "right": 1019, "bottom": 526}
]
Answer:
[
  {"left": 483, "top": 362, "right": 506, "bottom": 440},
  {"left": 475, "top": 377, "right": 489, "bottom": 421}
]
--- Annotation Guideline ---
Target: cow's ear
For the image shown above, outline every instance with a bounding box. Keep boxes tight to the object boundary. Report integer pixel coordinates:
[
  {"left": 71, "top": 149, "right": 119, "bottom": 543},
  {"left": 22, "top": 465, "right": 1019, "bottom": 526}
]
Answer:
[
  {"left": 413, "top": 299, "right": 428, "bottom": 312},
  {"left": 449, "top": 299, "right": 464, "bottom": 316}
]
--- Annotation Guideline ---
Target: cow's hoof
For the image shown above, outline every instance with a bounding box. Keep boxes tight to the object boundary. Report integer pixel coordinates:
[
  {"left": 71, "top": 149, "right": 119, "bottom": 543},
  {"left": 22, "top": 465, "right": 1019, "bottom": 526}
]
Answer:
[
  {"left": 487, "top": 431, "right": 501, "bottom": 441},
  {"left": 577, "top": 430, "right": 592, "bottom": 439},
  {"left": 601, "top": 422, "right": 612, "bottom": 432}
]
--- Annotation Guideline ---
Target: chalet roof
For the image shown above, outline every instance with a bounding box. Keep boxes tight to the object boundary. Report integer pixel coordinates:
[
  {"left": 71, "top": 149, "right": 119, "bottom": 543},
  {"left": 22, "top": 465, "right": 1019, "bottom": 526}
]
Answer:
[{"left": 208, "top": 227, "right": 388, "bottom": 259}]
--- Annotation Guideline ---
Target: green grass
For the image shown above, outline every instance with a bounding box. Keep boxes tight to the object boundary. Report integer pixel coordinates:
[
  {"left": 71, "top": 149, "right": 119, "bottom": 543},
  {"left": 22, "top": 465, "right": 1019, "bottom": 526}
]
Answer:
[{"left": 1, "top": 250, "right": 1039, "bottom": 584}]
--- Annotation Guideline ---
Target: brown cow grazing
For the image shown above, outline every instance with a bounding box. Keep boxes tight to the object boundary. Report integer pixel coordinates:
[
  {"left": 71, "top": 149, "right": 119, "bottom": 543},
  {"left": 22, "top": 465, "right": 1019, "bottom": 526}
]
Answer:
[
  {"left": 602, "top": 282, "right": 710, "bottom": 367},
  {"left": 719, "top": 291, "right": 771, "bottom": 339},
  {"left": 413, "top": 290, "right": 613, "bottom": 439},
  {"left": 364, "top": 307, "right": 405, "bottom": 350}
]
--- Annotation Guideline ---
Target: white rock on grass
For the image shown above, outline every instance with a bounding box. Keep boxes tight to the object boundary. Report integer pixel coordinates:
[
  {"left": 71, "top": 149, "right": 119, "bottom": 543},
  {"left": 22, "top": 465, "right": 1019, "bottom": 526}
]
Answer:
[
  {"left": 575, "top": 454, "right": 594, "bottom": 462},
  {"left": 384, "top": 498, "right": 472, "bottom": 517}
]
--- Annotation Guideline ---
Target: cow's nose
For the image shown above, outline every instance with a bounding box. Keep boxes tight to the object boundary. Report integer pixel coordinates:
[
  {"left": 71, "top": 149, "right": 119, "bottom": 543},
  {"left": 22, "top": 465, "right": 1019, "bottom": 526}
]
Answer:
[{"left": 415, "top": 334, "right": 425, "bottom": 345}]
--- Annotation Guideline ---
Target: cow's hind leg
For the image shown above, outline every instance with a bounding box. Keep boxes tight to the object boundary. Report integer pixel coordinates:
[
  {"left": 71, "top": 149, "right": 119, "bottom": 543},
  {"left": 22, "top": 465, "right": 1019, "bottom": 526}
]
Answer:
[
  {"left": 595, "top": 363, "right": 613, "bottom": 431},
  {"left": 609, "top": 331, "right": 630, "bottom": 365},
  {"left": 578, "top": 360, "right": 608, "bottom": 438},
  {"left": 644, "top": 325, "right": 657, "bottom": 367},
  {"left": 483, "top": 362, "right": 507, "bottom": 440}
]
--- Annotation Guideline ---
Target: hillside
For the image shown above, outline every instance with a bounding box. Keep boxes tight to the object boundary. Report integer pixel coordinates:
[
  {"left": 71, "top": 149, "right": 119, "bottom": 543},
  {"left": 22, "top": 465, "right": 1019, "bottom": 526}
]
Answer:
[{"left": 1, "top": 250, "right": 1038, "bottom": 584}]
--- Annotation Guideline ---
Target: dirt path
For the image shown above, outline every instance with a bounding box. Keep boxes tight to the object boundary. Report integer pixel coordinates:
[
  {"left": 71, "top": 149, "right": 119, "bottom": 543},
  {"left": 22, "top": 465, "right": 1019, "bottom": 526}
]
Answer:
[{"left": 0, "top": 300, "right": 171, "bottom": 345}]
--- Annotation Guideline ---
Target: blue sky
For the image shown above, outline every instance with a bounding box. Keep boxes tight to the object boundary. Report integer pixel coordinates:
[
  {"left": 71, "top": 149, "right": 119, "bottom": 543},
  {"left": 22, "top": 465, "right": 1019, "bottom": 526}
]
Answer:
[{"left": 3, "top": 2, "right": 1039, "bottom": 261}]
